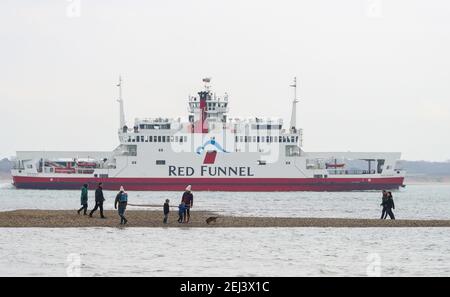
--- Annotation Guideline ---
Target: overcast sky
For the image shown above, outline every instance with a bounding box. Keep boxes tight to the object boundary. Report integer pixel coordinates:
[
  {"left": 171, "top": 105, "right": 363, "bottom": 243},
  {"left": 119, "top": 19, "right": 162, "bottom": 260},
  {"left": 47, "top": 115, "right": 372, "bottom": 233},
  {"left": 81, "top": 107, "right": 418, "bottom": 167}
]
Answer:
[{"left": 1, "top": 0, "right": 449, "bottom": 161}]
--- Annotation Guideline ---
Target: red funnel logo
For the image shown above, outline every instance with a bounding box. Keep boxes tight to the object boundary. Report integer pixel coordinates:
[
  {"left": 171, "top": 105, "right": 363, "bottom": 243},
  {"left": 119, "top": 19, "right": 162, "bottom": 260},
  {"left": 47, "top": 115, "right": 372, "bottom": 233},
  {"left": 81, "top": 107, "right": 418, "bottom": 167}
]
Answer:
[{"left": 203, "top": 151, "right": 217, "bottom": 164}]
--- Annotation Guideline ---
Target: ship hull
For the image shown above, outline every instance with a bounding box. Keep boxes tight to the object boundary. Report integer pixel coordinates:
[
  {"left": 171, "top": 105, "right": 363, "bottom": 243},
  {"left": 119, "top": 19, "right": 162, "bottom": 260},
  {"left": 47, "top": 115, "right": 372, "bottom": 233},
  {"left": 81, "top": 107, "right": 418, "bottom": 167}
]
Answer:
[{"left": 12, "top": 176, "right": 405, "bottom": 191}]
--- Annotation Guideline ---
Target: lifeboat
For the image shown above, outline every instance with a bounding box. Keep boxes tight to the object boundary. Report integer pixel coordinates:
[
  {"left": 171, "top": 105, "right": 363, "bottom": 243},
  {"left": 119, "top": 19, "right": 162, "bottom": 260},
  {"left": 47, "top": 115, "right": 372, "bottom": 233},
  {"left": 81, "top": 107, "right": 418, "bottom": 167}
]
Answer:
[
  {"left": 326, "top": 163, "right": 345, "bottom": 169},
  {"left": 77, "top": 161, "right": 97, "bottom": 168},
  {"left": 54, "top": 168, "right": 76, "bottom": 174}
]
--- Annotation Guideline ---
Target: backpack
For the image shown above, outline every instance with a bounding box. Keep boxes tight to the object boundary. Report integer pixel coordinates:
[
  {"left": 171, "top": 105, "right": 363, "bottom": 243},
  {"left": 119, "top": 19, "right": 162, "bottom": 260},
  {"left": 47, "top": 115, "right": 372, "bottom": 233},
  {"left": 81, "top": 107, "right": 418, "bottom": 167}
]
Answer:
[{"left": 119, "top": 193, "right": 128, "bottom": 203}]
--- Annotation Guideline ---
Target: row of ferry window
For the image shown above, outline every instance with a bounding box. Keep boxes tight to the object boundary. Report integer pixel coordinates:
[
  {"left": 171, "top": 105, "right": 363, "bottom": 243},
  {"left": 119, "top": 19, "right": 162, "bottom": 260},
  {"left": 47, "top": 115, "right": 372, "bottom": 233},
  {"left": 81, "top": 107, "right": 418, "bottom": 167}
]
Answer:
[
  {"left": 235, "top": 135, "right": 299, "bottom": 143},
  {"left": 128, "top": 135, "right": 189, "bottom": 143},
  {"left": 127, "top": 135, "right": 298, "bottom": 144},
  {"left": 190, "top": 102, "right": 228, "bottom": 109},
  {"left": 139, "top": 124, "right": 171, "bottom": 130}
]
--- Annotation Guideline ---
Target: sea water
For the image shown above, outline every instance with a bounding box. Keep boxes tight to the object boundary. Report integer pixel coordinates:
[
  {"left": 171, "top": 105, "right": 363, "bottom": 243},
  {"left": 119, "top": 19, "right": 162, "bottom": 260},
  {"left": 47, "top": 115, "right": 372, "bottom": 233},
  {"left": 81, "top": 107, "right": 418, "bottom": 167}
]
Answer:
[
  {"left": 1, "top": 182, "right": 449, "bottom": 219},
  {"left": 0, "top": 181, "right": 449, "bottom": 276}
]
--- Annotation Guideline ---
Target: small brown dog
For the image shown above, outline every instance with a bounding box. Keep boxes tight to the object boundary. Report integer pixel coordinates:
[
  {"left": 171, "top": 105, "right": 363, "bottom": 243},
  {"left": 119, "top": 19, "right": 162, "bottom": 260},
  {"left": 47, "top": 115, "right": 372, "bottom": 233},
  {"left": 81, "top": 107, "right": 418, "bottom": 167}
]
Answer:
[{"left": 206, "top": 216, "right": 218, "bottom": 224}]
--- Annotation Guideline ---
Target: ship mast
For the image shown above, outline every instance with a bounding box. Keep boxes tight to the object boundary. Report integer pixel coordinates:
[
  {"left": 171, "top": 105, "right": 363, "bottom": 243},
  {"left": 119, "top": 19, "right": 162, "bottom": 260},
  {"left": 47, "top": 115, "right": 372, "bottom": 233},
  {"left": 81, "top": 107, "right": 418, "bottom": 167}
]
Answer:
[
  {"left": 117, "top": 75, "right": 126, "bottom": 129},
  {"left": 289, "top": 77, "right": 299, "bottom": 131}
]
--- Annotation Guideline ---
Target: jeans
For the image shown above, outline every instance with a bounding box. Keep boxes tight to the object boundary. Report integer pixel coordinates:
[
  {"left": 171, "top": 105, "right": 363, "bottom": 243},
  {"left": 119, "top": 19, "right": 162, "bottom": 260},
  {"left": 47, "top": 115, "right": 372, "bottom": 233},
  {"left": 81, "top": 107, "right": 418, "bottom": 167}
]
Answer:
[
  {"left": 118, "top": 204, "right": 127, "bottom": 224},
  {"left": 163, "top": 213, "right": 169, "bottom": 224},
  {"left": 184, "top": 207, "right": 190, "bottom": 222}
]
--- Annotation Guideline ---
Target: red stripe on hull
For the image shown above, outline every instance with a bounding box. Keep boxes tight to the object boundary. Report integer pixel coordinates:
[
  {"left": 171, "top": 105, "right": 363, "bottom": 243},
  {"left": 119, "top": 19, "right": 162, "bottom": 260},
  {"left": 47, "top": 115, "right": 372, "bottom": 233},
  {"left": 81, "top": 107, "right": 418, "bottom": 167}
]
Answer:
[{"left": 12, "top": 176, "right": 405, "bottom": 192}]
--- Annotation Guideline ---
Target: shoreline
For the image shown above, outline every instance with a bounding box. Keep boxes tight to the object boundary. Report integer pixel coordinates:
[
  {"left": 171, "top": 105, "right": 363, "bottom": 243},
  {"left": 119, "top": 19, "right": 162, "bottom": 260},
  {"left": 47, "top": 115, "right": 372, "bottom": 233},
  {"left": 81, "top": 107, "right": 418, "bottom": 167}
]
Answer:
[{"left": 1, "top": 210, "right": 450, "bottom": 228}]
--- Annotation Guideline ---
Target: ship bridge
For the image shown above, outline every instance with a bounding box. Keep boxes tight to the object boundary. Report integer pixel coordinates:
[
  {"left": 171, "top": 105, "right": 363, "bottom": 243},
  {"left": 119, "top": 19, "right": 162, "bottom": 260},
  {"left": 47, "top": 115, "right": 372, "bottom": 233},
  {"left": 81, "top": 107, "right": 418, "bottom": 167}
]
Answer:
[{"left": 187, "top": 78, "right": 229, "bottom": 133}]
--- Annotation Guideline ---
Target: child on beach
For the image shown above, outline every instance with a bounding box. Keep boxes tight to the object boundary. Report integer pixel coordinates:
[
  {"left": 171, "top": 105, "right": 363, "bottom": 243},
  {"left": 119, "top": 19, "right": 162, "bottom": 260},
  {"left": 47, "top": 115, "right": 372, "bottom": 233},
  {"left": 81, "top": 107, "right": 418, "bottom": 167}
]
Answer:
[
  {"left": 163, "top": 199, "right": 170, "bottom": 224},
  {"left": 178, "top": 202, "right": 186, "bottom": 223}
]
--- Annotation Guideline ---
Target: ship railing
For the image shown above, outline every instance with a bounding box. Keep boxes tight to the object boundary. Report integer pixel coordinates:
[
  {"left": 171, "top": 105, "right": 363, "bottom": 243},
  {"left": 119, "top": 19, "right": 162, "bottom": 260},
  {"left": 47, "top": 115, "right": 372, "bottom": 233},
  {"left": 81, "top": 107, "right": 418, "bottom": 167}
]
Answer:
[{"left": 328, "top": 169, "right": 377, "bottom": 175}]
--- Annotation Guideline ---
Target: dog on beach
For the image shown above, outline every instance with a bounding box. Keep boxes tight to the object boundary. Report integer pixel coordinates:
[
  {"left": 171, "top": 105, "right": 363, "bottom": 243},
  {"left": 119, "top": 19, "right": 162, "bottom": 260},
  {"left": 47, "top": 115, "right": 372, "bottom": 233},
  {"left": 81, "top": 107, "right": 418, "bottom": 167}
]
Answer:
[{"left": 206, "top": 216, "right": 218, "bottom": 224}]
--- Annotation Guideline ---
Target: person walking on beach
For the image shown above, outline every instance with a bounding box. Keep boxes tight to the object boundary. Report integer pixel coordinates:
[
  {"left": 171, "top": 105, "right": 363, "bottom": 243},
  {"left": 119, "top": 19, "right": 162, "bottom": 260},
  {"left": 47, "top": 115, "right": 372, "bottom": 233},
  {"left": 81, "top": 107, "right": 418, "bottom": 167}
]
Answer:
[
  {"left": 77, "top": 184, "right": 89, "bottom": 215},
  {"left": 181, "top": 185, "right": 193, "bottom": 223},
  {"left": 163, "top": 199, "right": 170, "bottom": 224},
  {"left": 89, "top": 182, "right": 106, "bottom": 218},
  {"left": 380, "top": 190, "right": 388, "bottom": 219},
  {"left": 385, "top": 191, "right": 396, "bottom": 220},
  {"left": 114, "top": 186, "right": 128, "bottom": 225},
  {"left": 178, "top": 202, "right": 186, "bottom": 223}
]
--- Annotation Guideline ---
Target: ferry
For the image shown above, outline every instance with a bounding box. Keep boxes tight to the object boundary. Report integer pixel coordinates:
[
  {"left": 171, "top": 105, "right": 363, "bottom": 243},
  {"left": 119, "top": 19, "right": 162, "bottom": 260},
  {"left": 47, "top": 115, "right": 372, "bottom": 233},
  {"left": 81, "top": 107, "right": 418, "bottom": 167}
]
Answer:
[{"left": 11, "top": 78, "right": 405, "bottom": 191}]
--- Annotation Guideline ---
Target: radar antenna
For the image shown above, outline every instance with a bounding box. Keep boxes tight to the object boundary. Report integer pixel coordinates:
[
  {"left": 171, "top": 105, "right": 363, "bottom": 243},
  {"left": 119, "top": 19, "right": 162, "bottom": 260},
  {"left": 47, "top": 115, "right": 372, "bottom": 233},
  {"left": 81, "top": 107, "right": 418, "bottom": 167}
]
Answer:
[
  {"left": 117, "top": 75, "right": 126, "bottom": 129},
  {"left": 202, "top": 77, "right": 212, "bottom": 91},
  {"left": 289, "top": 77, "right": 299, "bottom": 131}
]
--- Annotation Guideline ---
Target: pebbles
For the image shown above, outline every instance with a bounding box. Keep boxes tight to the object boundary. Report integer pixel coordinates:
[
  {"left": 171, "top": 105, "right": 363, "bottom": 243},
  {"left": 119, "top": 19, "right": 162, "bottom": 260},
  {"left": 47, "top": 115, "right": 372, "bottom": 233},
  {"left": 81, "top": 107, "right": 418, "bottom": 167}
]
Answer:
[{"left": 1, "top": 210, "right": 450, "bottom": 228}]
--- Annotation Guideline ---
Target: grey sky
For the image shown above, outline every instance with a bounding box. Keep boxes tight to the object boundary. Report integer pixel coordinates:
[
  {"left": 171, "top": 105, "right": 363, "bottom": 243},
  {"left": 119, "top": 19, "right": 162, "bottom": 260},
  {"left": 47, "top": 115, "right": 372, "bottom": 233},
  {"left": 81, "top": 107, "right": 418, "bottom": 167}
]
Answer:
[{"left": 1, "top": 0, "right": 449, "bottom": 161}]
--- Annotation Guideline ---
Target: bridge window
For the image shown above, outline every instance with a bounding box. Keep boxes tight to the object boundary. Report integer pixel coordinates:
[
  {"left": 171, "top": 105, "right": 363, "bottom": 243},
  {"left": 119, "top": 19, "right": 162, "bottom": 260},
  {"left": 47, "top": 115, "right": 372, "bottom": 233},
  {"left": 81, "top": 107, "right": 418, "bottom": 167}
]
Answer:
[{"left": 285, "top": 145, "right": 301, "bottom": 157}]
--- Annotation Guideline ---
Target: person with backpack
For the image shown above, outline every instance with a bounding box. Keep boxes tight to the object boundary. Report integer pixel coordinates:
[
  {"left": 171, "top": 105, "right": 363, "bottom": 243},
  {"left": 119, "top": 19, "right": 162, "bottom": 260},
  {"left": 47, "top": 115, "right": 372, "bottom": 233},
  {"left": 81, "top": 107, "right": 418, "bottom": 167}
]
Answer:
[{"left": 114, "top": 186, "right": 128, "bottom": 225}]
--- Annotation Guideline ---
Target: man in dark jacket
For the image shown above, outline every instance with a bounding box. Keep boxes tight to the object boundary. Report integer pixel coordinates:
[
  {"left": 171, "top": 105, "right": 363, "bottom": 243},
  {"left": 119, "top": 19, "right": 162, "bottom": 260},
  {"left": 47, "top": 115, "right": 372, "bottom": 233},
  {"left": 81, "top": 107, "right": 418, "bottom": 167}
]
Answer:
[
  {"left": 89, "top": 182, "right": 106, "bottom": 218},
  {"left": 385, "top": 192, "right": 396, "bottom": 220},
  {"left": 77, "top": 184, "right": 89, "bottom": 215}
]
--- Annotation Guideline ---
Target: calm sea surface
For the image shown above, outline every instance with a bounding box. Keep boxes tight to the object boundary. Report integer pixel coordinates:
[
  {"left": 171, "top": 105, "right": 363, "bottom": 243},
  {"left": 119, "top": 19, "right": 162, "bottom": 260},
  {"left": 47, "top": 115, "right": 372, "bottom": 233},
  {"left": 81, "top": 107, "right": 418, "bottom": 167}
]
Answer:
[{"left": 1, "top": 181, "right": 449, "bottom": 276}]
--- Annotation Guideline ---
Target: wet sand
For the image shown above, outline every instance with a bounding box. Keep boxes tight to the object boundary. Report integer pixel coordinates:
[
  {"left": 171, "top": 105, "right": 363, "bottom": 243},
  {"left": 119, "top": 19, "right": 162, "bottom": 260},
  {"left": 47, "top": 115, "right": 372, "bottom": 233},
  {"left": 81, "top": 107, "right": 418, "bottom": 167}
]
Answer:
[{"left": 1, "top": 210, "right": 450, "bottom": 228}]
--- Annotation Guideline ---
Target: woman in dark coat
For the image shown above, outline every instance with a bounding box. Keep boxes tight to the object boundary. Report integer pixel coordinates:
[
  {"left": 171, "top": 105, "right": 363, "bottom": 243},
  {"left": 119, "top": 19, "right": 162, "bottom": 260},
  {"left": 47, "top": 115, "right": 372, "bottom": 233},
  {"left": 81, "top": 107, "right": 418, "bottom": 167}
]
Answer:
[{"left": 385, "top": 192, "right": 396, "bottom": 220}]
